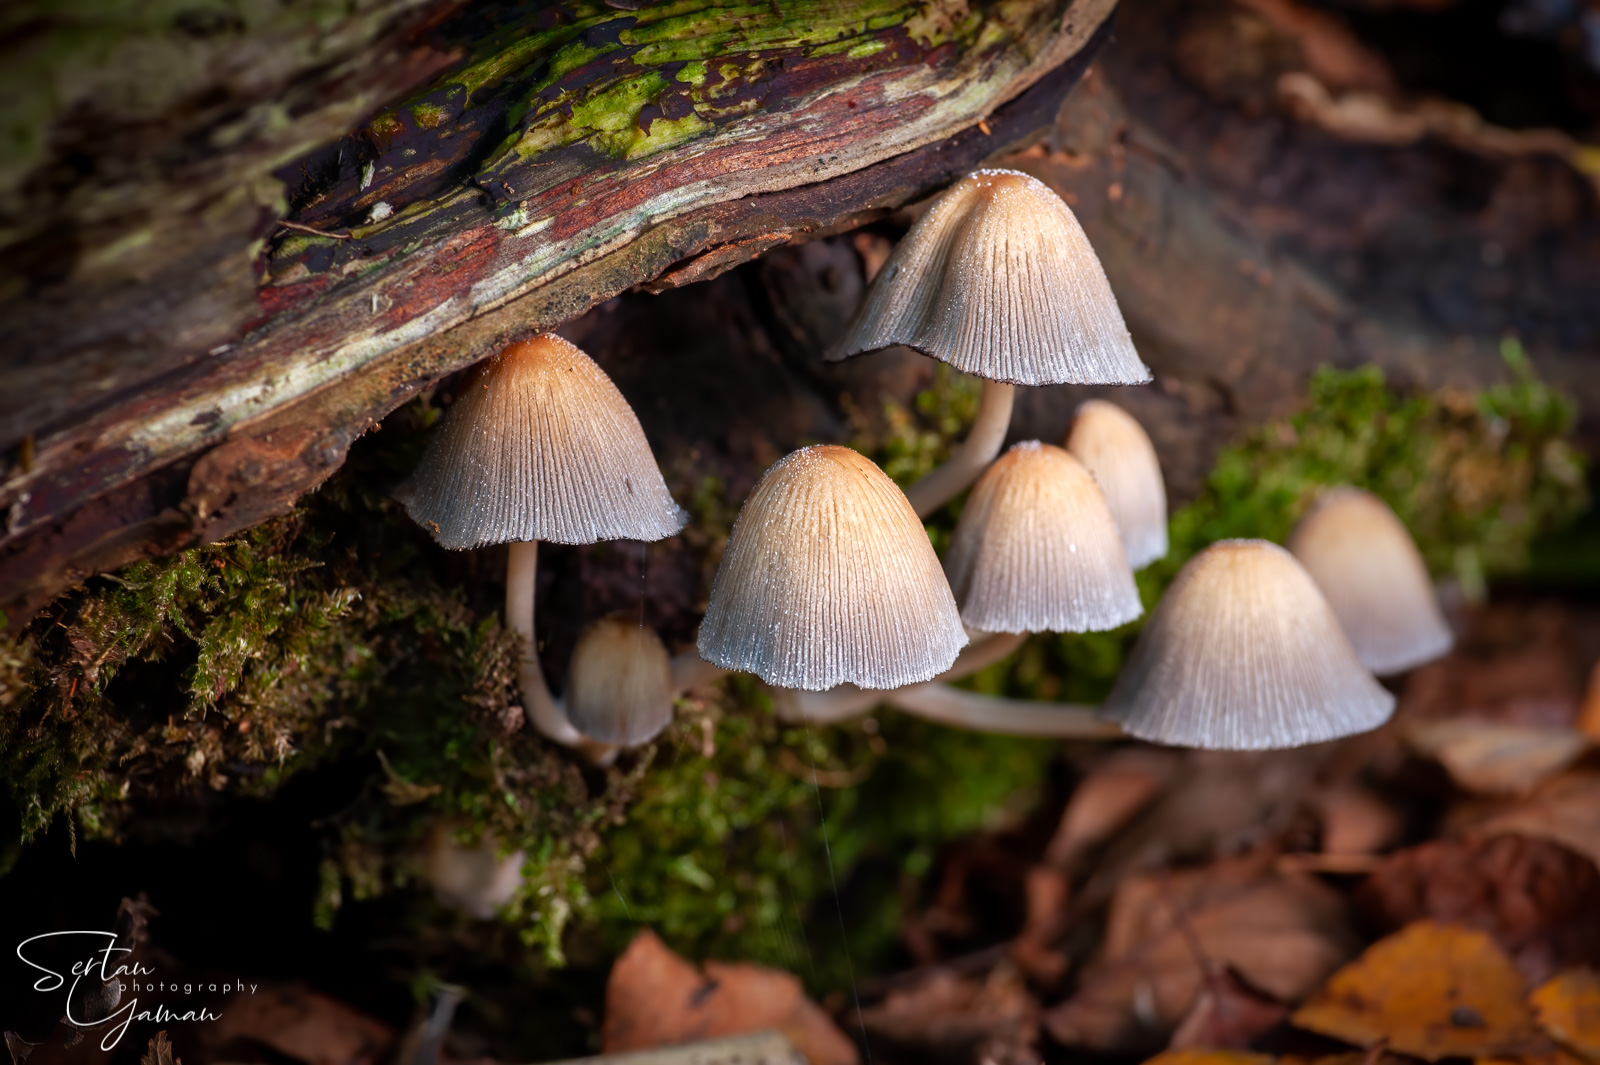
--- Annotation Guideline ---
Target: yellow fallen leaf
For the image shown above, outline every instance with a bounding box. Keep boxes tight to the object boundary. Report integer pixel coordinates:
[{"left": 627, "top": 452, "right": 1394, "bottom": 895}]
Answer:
[
  {"left": 1531, "top": 969, "right": 1600, "bottom": 1061},
  {"left": 1291, "top": 921, "right": 1548, "bottom": 1061}
]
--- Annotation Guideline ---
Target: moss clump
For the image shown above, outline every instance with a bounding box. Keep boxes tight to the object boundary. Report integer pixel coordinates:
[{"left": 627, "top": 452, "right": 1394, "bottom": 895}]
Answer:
[
  {"left": 0, "top": 349, "right": 1586, "bottom": 1000},
  {"left": 590, "top": 678, "right": 1048, "bottom": 988},
  {"left": 1009, "top": 350, "right": 1588, "bottom": 705}
]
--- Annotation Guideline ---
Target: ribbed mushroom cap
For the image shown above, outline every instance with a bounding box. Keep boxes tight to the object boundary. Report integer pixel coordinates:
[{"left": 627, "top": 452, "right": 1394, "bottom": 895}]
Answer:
[
  {"left": 1100, "top": 539, "right": 1394, "bottom": 750},
  {"left": 697, "top": 445, "right": 967, "bottom": 690},
  {"left": 398, "top": 334, "right": 686, "bottom": 549},
  {"left": 832, "top": 169, "right": 1150, "bottom": 386},
  {"left": 1288, "top": 487, "right": 1453, "bottom": 675},
  {"left": 565, "top": 614, "right": 675, "bottom": 746},
  {"left": 1066, "top": 400, "right": 1169, "bottom": 569},
  {"left": 944, "top": 441, "right": 1143, "bottom": 634}
]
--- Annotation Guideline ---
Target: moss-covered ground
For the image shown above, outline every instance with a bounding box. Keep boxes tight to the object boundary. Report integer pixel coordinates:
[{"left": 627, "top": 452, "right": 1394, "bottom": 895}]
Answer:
[{"left": 0, "top": 345, "right": 1586, "bottom": 1050}]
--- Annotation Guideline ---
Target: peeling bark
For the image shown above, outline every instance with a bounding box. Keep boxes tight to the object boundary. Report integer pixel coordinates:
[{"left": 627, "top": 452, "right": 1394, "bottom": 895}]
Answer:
[{"left": 0, "top": 0, "right": 1115, "bottom": 628}]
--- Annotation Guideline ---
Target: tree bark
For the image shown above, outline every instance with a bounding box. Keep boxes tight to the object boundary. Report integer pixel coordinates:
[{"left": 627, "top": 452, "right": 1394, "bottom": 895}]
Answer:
[{"left": 0, "top": 0, "right": 1115, "bottom": 629}]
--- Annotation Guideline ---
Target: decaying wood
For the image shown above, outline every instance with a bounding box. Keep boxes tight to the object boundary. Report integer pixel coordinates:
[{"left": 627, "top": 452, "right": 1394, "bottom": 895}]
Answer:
[{"left": 0, "top": 0, "right": 1115, "bottom": 628}]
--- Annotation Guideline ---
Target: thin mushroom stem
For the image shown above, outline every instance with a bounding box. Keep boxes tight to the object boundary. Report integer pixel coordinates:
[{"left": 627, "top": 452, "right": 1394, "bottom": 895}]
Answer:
[
  {"left": 779, "top": 630, "right": 1028, "bottom": 724},
  {"left": 505, "top": 540, "right": 588, "bottom": 749},
  {"left": 904, "top": 379, "right": 1016, "bottom": 518},
  {"left": 885, "top": 684, "right": 1122, "bottom": 738}
]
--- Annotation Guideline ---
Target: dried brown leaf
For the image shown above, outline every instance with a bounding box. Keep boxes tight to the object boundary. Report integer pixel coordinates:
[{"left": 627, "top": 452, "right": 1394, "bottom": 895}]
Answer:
[
  {"left": 1483, "top": 774, "right": 1600, "bottom": 871},
  {"left": 1361, "top": 834, "right": 1600, "bottom": 986},
  {"left": 1531, "top": 969, "right": 1600, "bottom": 1061},
  {"left": 1045, "top": 857, "right": 1354, "bottom": 1051},
  {"left": 860, "top": 965, "right": 1039, "bottom": 1064},
  {"left": 1291, "top": 921, "right": 1548, "bottom": 1060},
  {"left": 1407, "top": 721, "right": 1591, "bottom": 797},
  {"left": 602, "top": 930, "right": 858, "bottom": 1065},
  {"left": 209, "top": 985, "right": 394, "bottom": 1065}
]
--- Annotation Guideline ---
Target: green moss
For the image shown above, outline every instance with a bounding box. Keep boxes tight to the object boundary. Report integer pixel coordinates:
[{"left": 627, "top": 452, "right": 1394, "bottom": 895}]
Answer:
[{"left": 0, "top": 351, "right": 1585, "bottom": 986}]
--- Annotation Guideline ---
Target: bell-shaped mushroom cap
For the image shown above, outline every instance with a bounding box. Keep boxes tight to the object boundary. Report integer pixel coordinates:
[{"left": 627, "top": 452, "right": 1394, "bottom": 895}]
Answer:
[
  {"left": 697, "top": 445, "right": 967, "bottom": 690},
  {"left": 1288, "top": 487, "right": 1453, "bottom": 675},
  {"left": 565, "top": 614, "right": 675, "bottom": 746},
  {"left": 832, "top": 169, "right": 1150, "bottom": 386},
  {"left": 398, "top": 334, "right": 686, "bottom": 549},
  {"left": 1100, "top": 539, "right": 1394, "bottom": 750},
  {"left": 944, "top": 441, "right": 1143, "bottom": 634},
  {"left": 1065, "top": 400, "right": 1169, "bottom": 569}
]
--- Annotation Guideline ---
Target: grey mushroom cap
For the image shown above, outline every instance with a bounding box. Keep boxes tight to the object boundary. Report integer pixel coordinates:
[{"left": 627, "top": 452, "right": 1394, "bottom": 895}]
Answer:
[
  {"left": 397, "top": 334, "right": 686, "bottom": 549},
  {"left": 831, "top": 169, "right": 1151, "bottom": 386},
  {"left": 1066, "top": 399, "right": 1169, "bottom": 569},
  {"left": 1288, "top": 487, "right": 1454, "bottom": 675},
  {"left": 697, "top": 445, "right": 968, "bottom": 691},
  {"left": 944, "top": 441, "right": 1143, "bottom": 634},
  {"left": 1099, "top": 539, "right": 1395, "bottom": 750},
  {"left": 565, "top": 615, "right": 675, "bottom": 746}
]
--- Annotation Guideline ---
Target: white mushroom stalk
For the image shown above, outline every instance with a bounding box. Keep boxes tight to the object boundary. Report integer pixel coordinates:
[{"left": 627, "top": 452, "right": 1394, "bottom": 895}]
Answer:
[
  {"left": 903, "top": 380, "right": 1015, "bottom": 518},
  {"left": 505, "top": 540, "right": 586, "bottom": 748},
  {"left": 398, "top": 334, "right": 686, "bottom": 752},
  {"left": 833, "top": 168, "right": 1152, "bottom": 512}
]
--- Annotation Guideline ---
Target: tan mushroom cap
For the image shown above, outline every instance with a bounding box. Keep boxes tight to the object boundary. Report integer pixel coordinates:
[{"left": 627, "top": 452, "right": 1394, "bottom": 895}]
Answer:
[
  {"left": 1288, "top": 487, "right": 1453, "bottom": 675},
  {"left": 832, "top": 169, "right": 1151, "bottom": 386},
  {"left": 398, "top": 334, "right": 686, "bottom": 549},
  {"left": 944, "top": 441, "right": 1143, "bottom": 634},
  {"left": 1099, "top": 539, "right": 1394, "bottom": 750},
  {"left": 1066, "top": 400, "right": 1169, "bottom": 569},
  {"left": 697, "top": 445, "right": 967, "bottom": 690},
  {"left": 565, "top": 614, "right": 675, "bottom": 746}
]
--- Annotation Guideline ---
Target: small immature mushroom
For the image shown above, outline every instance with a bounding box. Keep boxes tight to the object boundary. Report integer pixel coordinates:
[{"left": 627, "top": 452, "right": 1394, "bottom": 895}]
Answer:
[
  {"left": 565, "top": 614, "right": 675, "bottom": 746},
  {"left": 697, "top": 445, "right": 967, "bottom": 690},
  {"left": 398, "top": 334, "right": 685, "bottom": 749},
  {"left": 423, "top": 823, "right": 525, "bottom": 920},
  {"left": 1100, "top": 539, "right": 1394, "bottom": 750},
  {"left": 1065, "top": 400, "right": 1169, "bottom": 569},
  {"left": 832, "top": 169, "right": 1151, "bottom": 516},
  {"left": 944, "top": 441, "right": 1142, "bottom": 634},
  {"left": 1287, "top": 486, "right": 1453, "bottom": 675}
]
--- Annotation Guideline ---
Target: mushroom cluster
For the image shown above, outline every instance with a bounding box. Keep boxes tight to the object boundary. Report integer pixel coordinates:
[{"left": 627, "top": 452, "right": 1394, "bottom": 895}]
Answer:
[{"left": 400, "top": 169, "right": 1453, "bottom": 758}]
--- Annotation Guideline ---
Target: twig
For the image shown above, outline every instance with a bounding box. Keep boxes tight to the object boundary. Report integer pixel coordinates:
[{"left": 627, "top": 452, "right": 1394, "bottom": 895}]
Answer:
[{"left": 275, "top": 220, "right": 353, "bottom": 240}]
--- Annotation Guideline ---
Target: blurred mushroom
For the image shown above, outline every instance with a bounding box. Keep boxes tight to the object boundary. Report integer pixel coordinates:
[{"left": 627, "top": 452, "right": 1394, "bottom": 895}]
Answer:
[
  {"left": 1066, "top": 400, "right": 1169, "bottom": 569},
  {"left": 832, "top": 169, "right": 1151, "bottom": 515},
  {"left": 944, "top": 440, "right": 1142, "bottom": 634},
  {"left": 423, "top": 823, "right": 524, "bottom": 920},
  {"left": 1287, "top": 486, "right": 1453, "bottom": 675},
  {"left": 398, "top": 335, "right": 685, "bottom": 749},
  {"left": 566, "top": 614, "right": 675, "bottom": 746},
  {"left": 696, "top": 445, "right": 967, "bottom": 690},
  {"left": 1100, "top": 539, "right": 1394, "bottom": 750}
]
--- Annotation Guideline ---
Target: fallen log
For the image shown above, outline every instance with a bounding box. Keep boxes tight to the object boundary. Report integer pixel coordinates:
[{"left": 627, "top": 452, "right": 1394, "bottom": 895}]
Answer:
[{"left": 0, "top": 0, "right": 1115, "bottom": 628}]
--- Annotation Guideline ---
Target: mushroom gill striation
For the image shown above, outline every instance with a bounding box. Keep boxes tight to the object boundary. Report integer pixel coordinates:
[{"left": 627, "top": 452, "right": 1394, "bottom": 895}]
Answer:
[
  {"left": 398, "top": 334, "right": 686, "bottom": 549},
  {"left": 697, "top": 445, "right": 967, "bottom": 691},
  {"left": 1288, "top": 486, "right": 1453, "bottom": 675},
  {"left": 1100, "top": 539, "right": 1394, "bottom": 750},
  {"left": 565, "top": 614, "right": 676, "bottom": 746},
  {"left": 1066, "top": 399, "right": 1169, "bottom": 569},
  {"left": 832, "top": 169, "right": 1150, "bottom": 386},
  {"left": 944, "top": 441, "right": 1142, "bottom": 634}
]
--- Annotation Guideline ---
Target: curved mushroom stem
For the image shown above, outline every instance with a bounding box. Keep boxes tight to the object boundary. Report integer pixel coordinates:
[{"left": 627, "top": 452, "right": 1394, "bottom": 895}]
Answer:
[
  {"left": 885, "top": 684, "right": 1122, "bottom": 738},
  {"left": 777, "top": 630, "right": 1028, "bottom": 724},
  {"left": 904, "top": 379, "right": 1016, "bottom": 518},
  {"left": 506, "top": 540, "right": 600, "bottom": 752}
]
